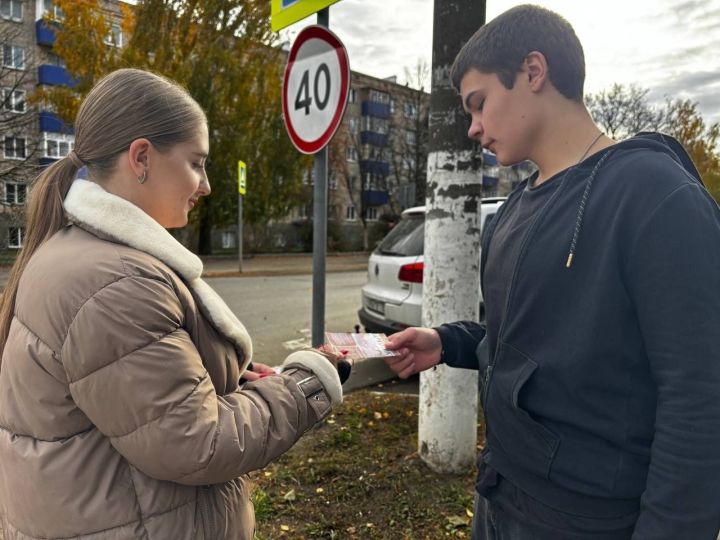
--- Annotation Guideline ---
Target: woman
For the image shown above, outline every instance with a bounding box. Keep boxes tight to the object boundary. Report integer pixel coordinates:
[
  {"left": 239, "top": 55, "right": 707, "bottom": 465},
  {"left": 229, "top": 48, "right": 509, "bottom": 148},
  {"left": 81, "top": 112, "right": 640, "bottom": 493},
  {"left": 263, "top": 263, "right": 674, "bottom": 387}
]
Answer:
[{"left": 0, "top": 69, "right": 345, "bottom": 539}]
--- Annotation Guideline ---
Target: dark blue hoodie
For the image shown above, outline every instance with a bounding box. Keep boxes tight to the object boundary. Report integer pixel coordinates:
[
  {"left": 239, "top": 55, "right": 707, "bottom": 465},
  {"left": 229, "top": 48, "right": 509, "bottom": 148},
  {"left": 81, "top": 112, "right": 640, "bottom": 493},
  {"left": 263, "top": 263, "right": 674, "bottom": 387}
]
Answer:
[{"left": 437, "top": 134, "right": 720, "bottom": 538}]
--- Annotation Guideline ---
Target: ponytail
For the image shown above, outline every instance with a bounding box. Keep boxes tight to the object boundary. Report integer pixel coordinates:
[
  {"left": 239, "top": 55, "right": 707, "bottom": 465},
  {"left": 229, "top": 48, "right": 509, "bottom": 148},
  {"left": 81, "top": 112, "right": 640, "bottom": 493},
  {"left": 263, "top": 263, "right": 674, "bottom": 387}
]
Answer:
[{"left": 0, "top": 156, "right": 80, "bottom": 359}]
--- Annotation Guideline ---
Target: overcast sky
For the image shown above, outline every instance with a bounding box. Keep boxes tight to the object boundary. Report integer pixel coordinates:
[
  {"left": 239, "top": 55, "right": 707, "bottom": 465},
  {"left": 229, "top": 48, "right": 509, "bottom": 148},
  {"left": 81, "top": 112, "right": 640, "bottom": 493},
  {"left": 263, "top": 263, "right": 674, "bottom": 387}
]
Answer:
[{"left": 282, "top": 0, "right": 720, "bottom": 124}]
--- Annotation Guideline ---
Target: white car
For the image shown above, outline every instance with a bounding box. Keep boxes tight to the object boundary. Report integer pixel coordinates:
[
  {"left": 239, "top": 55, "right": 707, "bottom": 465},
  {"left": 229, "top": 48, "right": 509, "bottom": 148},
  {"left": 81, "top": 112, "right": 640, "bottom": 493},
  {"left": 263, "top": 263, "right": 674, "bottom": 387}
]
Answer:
[{"left": 358, "top": 198, "right": 506, "bottom": 334}]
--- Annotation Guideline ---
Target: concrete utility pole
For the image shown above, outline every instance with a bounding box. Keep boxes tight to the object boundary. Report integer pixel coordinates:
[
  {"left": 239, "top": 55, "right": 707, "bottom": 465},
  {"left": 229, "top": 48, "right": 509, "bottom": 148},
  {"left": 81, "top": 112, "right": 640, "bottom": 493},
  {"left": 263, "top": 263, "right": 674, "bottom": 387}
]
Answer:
[{"left": 419, "top": 0, "right": 486, "bottom": 473}]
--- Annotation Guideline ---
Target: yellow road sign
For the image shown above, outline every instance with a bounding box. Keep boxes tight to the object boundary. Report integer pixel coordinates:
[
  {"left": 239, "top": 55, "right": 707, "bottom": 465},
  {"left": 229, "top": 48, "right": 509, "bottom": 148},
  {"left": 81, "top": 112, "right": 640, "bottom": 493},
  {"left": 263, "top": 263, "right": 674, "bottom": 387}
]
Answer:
[
  {"left": 271, "top": 0, "right": 342, "bottom": 32},
  {"left": 238, "top": 161, "right": 247, "bottom": 195}
]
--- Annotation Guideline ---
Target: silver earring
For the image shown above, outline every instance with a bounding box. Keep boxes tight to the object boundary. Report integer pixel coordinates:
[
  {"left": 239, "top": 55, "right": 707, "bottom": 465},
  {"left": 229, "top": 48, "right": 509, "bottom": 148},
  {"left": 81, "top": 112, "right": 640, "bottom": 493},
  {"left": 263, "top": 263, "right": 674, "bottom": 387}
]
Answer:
[{"left": 137, "top": 168, "right": 148, "bottom": 184}]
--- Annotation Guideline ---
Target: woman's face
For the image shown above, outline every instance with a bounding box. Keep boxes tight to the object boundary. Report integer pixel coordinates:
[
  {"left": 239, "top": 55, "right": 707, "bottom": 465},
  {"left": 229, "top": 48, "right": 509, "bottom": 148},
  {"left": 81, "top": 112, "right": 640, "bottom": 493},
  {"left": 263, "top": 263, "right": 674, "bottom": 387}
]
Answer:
[{"left": 139, "top": 123, "right": 211, "bottom": 228}]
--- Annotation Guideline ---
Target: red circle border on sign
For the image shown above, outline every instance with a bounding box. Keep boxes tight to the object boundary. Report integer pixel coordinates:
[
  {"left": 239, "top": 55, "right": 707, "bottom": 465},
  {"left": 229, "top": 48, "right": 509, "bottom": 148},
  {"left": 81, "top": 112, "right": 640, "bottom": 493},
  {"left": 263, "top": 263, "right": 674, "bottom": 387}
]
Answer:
[{"left": 282, "top": 25, "right": 350, "bottom": 155}]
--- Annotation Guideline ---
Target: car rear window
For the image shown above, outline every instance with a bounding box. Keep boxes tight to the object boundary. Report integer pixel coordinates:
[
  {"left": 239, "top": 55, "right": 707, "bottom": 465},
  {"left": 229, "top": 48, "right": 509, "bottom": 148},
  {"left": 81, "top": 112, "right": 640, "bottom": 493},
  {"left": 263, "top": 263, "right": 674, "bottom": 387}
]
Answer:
[{"left": 375, "top": 214, "right": 424, "bottom": 257}]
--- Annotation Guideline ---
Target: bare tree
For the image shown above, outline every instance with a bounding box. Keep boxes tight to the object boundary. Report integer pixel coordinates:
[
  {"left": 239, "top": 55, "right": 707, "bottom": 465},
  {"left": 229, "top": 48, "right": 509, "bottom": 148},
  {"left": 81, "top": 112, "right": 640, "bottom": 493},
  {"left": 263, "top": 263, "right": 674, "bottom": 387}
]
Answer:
[
  {"left": 0, "top": 19, "right": 42, "bottom": 190},
  {"left": 586, "top": 83, "right": 667, "bottom": 140},
  {"left": 388, "top": 59, "right": 430, "bottom": 208}
]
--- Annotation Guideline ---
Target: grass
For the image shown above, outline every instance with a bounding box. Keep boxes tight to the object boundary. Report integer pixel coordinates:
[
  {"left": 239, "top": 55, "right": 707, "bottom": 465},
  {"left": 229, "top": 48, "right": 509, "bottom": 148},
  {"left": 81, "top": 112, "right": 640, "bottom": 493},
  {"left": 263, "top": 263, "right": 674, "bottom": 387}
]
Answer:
[{"left": 252, "top": 388, "right": 485, "bottom": 540}]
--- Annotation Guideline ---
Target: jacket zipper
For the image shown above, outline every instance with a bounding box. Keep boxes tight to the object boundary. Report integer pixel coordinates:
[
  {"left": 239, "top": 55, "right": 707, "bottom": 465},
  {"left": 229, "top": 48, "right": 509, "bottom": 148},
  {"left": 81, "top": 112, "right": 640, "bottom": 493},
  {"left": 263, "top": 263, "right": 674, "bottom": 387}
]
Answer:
[{"left": 485, "top": 176, "right": 572, "bottom": 409}]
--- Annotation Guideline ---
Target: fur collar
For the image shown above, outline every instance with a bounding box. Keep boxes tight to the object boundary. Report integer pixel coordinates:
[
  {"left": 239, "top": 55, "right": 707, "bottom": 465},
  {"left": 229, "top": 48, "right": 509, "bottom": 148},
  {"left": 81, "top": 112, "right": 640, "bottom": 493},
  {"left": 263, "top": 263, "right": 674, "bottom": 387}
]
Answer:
[{"left": 63, "top": 179, "right": 253, "bottom": 363}]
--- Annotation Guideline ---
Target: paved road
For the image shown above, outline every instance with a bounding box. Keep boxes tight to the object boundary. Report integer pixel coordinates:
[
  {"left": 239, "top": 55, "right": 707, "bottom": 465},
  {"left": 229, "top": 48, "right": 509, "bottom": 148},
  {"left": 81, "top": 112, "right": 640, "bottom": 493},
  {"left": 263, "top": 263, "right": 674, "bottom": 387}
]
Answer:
[{"left": 206, "top": 271, "right": 366, "bottom": 365}]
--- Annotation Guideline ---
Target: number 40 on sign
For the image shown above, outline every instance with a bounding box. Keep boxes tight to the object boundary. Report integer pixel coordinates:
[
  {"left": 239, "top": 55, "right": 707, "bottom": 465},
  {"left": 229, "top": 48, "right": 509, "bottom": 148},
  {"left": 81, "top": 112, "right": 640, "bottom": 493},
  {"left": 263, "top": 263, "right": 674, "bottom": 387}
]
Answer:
[{"left": 282, "top": 25, "right": 350, "bottom": 155}]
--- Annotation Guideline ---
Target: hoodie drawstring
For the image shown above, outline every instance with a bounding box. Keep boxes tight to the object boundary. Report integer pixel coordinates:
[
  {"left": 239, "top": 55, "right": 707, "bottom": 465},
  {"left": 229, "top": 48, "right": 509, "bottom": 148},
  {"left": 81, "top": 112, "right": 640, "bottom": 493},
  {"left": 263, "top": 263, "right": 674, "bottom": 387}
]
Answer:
[{"left": 566, "top": 150, "right": 616, "bottom": 268}]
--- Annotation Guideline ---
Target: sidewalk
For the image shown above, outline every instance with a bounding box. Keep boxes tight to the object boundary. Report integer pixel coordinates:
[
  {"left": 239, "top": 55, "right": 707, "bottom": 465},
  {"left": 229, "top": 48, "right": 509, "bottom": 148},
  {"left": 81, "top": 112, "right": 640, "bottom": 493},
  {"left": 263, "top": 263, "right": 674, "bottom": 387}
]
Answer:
[
  {"left": 202, "top": 251, "right": 369, "bottom": 277},
  {"left": 0, "top": 251, "right": 370, "bottom": 289}
]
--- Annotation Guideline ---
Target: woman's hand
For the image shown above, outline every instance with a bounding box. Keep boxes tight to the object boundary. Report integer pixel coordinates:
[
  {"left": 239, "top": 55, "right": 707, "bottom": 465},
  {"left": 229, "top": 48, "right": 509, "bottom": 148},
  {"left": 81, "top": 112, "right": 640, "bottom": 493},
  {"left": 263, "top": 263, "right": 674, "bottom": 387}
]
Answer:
[
  {"left": 241, "top": 361, "right": 277, "bottom": 382},
  {"left": 315, "top": 346, "right": 353, "bottom": 384}
]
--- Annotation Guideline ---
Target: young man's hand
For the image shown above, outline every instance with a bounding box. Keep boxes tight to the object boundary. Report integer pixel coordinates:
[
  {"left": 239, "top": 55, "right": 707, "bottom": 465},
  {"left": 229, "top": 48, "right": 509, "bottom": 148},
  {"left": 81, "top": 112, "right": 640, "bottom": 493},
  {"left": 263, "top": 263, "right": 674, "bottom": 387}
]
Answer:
[{"left": 384, "top": 327, "right": 442, "bottom": 379}]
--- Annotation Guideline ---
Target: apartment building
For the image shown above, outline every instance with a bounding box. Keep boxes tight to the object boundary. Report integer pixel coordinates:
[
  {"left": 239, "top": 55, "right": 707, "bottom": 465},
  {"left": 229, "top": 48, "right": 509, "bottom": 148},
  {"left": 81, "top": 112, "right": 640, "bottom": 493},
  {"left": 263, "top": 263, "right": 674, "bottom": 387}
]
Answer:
[
  {"left": 0, "top": 0, "right": 123, "bottom": 254},
  {"left": 280, "top": 70, "right": 532, "bottom": 252}
]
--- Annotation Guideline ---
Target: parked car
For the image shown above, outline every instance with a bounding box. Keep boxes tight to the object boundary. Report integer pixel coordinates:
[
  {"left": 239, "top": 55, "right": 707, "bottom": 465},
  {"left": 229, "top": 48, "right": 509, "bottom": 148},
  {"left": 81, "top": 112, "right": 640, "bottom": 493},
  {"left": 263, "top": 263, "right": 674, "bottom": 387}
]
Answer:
[{"left": 358, "top": 198, "right": 506, "bottom": 334}]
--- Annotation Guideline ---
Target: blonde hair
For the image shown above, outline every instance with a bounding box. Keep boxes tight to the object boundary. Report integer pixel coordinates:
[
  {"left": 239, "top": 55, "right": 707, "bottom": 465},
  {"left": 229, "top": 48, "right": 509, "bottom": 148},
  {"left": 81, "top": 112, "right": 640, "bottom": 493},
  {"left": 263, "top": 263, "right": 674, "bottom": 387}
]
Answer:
[{"left": 0, "top": 68, "right": 206, "bottom": 357}]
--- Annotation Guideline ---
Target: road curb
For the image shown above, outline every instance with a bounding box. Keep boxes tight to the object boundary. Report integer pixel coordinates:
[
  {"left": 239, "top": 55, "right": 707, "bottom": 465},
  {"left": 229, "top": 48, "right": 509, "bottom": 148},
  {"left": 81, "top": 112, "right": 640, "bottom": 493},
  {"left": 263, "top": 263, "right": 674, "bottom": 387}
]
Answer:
[{"left": 202, "top": 266, "right": 367, "bottom": 279}]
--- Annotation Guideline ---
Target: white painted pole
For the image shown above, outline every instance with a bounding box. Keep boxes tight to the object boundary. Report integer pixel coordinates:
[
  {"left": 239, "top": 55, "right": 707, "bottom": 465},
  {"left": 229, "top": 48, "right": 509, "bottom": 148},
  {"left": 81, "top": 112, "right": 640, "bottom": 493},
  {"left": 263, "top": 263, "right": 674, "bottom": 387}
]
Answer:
[{"left": 418, "top": 0, "right": 486, "bottom": 473}]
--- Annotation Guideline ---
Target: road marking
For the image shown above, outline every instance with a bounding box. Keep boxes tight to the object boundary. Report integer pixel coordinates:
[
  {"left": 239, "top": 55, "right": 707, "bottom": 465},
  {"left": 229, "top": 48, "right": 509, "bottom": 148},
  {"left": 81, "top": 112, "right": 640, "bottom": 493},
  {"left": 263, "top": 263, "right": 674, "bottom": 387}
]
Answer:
[{"left": 282, "top": 329, "right": 313, "bottom": 351}]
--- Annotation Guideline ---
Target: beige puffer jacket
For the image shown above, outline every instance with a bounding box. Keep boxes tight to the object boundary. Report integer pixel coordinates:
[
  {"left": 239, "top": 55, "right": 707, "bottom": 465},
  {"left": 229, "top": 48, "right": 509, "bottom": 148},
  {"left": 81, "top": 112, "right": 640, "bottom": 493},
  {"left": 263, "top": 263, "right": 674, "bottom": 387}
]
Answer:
[{"left": 0, "top": 179, "right": 342, "bottom": 539}]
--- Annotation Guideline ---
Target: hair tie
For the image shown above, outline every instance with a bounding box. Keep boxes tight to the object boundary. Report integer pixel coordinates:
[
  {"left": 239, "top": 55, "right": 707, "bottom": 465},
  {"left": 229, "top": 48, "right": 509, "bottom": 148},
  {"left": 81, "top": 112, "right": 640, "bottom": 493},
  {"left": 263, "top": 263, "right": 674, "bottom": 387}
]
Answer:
[{"left": 68, "top": 151, "right": 84, "bottom": 169}]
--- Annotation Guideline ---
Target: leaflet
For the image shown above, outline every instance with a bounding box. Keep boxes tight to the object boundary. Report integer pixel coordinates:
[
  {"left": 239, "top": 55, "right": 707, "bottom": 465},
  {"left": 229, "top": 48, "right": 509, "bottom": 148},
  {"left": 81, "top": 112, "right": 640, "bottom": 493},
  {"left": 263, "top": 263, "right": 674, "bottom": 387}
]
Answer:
[{"left": 324, "top": 332, "right": 400, "bottom": 360}]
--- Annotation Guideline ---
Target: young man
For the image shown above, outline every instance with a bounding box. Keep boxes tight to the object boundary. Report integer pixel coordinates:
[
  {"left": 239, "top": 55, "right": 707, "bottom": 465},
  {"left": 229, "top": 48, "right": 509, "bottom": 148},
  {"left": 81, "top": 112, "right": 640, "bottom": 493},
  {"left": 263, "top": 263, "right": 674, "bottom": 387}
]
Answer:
[{"left": 385, "top": 5, "right": 720, "bottom": 539}]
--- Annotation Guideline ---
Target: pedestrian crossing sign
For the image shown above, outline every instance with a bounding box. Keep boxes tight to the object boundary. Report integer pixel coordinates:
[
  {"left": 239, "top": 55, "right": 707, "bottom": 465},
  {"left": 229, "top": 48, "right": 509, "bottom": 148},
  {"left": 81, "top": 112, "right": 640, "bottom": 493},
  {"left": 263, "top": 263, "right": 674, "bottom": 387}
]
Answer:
[
  {"left": 271, "top": 0, "right": 342, "bottom": 31},
  {"left": 238, "top": 161, "right": 247, "bottom": 195}
]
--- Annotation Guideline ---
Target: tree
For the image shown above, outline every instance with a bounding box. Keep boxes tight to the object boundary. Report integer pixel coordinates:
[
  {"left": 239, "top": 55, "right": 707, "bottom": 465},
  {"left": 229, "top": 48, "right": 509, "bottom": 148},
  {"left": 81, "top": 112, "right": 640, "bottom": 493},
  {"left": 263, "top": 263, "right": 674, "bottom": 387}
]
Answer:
[
  {"left": 328, "top": 125, "right": 375, "bottom": 250},
  {"left": 586, "top": 83, "right": 720, "bottom": 202},
  {"left": 585, "top": 83, "right": 667, "bottom": 140},
  {"left": 43, "top": 0, "right": 311, "bottom": 253},
  {"left": 389, "top": 60, "right": 430, "bottom": 207},
  {"left": 0, "top": 18, "right": 44, "bottom": 186},
  {"left": 665, "top": 99, "right": 720, "bottom": 202}
]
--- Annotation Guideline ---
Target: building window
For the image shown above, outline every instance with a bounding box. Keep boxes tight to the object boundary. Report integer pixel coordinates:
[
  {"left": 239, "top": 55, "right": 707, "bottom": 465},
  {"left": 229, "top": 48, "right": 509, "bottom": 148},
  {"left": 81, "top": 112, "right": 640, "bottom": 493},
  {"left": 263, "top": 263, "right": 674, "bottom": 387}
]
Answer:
[
  {"left": 348, "top": 117, "right": 359, "bottom": 135},
  {"left": 8, "top": 226, "right": 24, "bottom": 249},
  {"left": 5, "top": 182, "right": 26, "bottom": 205},
  {"left": 1, "top": 88, "right": 25, "bottom": 113},
  {"left": 43, "top": 132, "right": 74, "bottom": 159},
  {"left": 346, "top": 205, "right": 356, "bottom": 221},
  {"left": 404, "top": 102, "right": 418, "bottom": 120},
  {"left": 4, "top": 136, "right": 26, "bottom": 159},
  {"left": 221, "top": 231, "right": 236, "bottom": 249},
  {"left": 0, "top": 0, "right": 22, "bottom": 21},
  {"left": 365, "top": 207, "right": 378, "bottom": 221},
  {"left": 362, "top": 116, "right": 388, "bottom": 134},
  {"left": 390, "top": 98, "right": 395, "bottom": 114},
  {"left": 403, "top": 156, "right": 416, "bottom": 171},
  {"left": 405, "top": 129, "right": 417, "bottom": 145},
  {"left": 349, "top": 175, "right": 357, "bottom": 190},
  {"left": 346, "top": 147, "right": 358, "bottom": 162},
  {"left": 46, "top": 52, "right": 66, "bottom": 68},
  {"left": 2, "top": 45, "right": 24, "bottom": 69},
  {"left": 104, "top": 22, "right": 123, "bottom": 48},
  {"left": 42, "top": 0, "right": 63, "bottom": 19},
  {"left": 369, "top": 89, "right": 390, "bottom": 104},
  {"left": 348, "top": 88, "right": 357, "bottom": 104}
]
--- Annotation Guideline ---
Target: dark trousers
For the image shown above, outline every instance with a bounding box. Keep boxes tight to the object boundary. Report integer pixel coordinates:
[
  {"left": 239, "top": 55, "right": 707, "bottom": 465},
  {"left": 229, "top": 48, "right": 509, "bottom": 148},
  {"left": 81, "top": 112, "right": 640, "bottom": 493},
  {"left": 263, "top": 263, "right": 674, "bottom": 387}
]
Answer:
[{"left": 471, "top": 482, "right": 637, "bottom": 540}]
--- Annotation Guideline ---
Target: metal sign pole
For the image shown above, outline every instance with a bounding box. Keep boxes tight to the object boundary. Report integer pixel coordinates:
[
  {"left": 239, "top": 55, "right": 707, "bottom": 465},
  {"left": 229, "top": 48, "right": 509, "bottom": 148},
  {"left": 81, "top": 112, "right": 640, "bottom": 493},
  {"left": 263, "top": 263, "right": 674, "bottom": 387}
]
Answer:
[
  {"left": 311, "top": 7, "right": 330, "bottom": 348},
  {"left": 237, "top": 194, "right": 243, "bottom": 273}
]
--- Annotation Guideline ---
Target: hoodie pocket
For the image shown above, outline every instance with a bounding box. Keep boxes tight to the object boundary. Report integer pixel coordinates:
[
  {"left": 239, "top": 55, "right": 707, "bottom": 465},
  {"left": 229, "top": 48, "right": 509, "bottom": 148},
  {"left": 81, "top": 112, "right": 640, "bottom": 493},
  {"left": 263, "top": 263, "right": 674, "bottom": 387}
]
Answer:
[{"left": 486, "top": 342, "right": 559, "bottom": 479}]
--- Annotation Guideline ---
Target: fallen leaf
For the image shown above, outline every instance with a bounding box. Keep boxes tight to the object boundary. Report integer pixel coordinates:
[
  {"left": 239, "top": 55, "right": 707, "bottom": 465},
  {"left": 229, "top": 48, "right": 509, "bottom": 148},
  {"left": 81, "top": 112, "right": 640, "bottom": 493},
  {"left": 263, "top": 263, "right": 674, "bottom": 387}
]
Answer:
[
  {"left": 283, "top": 489, "right": 296, "bottom": 502},
  {"left": 465, "top": 507, "right": 474, "bottom": 518},
  {"left": 382, "top": 412, "right": 390, "bottom": 419},
  {"left": 316, "top": 487, "right": 324, "bottom": 494},
  {"left": 373, "top": 411, "right": 382, "bottom": 420},
  {"left": 365, "top": 522, "right": 374, "bottom": 528},
  {"left": 280, "top": 524, "right": 290, "bottom": 531},
  {"left": 346, "top": 526, "right": 357, "bottom": 534},
  {"left": 263, "top": 471, "right": 272, "bottom": 477},
  {"left": 447, "top": 515, "right": 469, "bottom": 527},
  {"left": 367, "top": 421, "right": 374, "bottom": 427}
]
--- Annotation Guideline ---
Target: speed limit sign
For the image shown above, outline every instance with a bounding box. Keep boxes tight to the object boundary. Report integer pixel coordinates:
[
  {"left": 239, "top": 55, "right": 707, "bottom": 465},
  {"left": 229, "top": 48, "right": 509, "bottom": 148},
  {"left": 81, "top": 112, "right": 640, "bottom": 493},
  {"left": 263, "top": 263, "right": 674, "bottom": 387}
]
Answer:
[{"left": 282, "top": 25, "right": 350, "bottom": 154}]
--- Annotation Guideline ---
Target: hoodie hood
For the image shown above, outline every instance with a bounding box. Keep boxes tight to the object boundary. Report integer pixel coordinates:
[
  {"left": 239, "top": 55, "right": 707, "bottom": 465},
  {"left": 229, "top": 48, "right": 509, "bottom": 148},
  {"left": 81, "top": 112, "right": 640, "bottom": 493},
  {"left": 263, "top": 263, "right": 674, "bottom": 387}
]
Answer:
[{"left": 564, "top": 132, "right": 703, "bottom": 268}]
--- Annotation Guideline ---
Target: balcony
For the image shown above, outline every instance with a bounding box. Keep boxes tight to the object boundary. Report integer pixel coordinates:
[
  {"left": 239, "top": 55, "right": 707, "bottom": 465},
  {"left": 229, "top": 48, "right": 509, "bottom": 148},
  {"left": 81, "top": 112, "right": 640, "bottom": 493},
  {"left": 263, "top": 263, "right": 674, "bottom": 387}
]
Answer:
[
  {"left": 363, "top": 190, "right": 390, "bottom": 206},
  {"left": 482, "top": 175, "right": 499, "bottom": 188},
  {"left": 38, "top": 65, "right": 78, "bottom": 88},
  {"left": 360, "top": 159, "right": 390, "bottom": 177},
  {"left": 361, "top": 101, "right": 391, "bottom": 119},
  {"left": 39, "top": 111, "right": 74, "bottom": 134},
  {"left": 360, "top": 131, "right": 388, "bottom": 147},
  {"left": 36, "top": 20, "right": 57, "bottom": 47}
]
